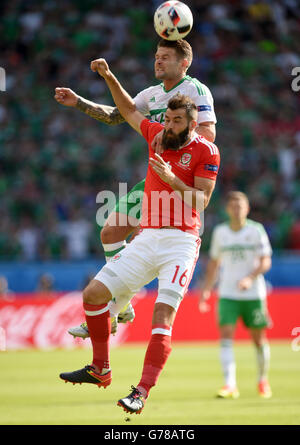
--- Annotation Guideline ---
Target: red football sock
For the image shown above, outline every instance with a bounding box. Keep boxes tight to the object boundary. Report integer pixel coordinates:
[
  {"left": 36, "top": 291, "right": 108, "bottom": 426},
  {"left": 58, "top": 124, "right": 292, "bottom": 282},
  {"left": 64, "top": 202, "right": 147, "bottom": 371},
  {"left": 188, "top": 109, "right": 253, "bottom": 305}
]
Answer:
[
  {"left": 137, "top": 325, "right": 172, "bottom": 398},
  {"left": 83, "top": 302, "right": 111, "bottom": 373}
]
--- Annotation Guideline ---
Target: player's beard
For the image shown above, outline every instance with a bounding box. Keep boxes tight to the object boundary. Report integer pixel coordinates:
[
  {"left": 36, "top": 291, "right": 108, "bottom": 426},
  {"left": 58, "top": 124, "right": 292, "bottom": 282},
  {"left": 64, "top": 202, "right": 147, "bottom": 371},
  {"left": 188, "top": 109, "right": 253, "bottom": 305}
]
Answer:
[{"left": 161, "top": 126, "right": 189, "bottom": 151}]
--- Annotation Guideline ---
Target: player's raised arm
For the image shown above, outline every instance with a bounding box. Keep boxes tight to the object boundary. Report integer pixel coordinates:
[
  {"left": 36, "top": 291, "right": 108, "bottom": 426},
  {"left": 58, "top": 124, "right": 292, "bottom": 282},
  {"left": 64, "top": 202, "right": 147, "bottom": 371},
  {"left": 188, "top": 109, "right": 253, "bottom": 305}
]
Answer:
[
  {"left": 54, "top": 87, "right": 125, "bottom": 126},
  {"left": 91, "top": 58, "right": 144, "bottom": 135},
  {"left": 196, "top": 122, "right": 216, "bottom": 143}
]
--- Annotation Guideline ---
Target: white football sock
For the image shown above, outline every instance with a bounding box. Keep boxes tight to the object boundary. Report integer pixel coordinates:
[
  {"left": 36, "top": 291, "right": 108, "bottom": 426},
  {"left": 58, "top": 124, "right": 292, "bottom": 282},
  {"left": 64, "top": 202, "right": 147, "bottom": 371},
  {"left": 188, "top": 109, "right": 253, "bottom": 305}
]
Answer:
[
  {"left": 220, "top": 339, "right": 236, "bottom": 389},
  {"left": 102, "top": 240, "right": 127, "bottom": 263},
  {"left": 256, "top": 342, "right": 270, "bottom": 382},
  {"left": 108, "top": 296, "right": 132, "bottom": 318}
]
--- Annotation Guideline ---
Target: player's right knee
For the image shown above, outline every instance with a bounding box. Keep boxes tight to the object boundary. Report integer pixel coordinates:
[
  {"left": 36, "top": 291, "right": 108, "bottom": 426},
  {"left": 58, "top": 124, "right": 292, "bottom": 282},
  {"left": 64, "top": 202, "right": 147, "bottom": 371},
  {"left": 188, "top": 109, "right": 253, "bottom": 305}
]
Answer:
[
  {"left": 82, "top": 280, "right": 112, "bottom": 305},
  {"left": 101, "top": 223, "right": 129, "bottom": 245},
  {"left": 101, "top": 212, "right": 135, "bottom": 245},
  {"left": 101, "top": 224, "right": 115, "bottom": 245},
  {"left": 82, "top": 285, "right": 99, "bottom": 305}
]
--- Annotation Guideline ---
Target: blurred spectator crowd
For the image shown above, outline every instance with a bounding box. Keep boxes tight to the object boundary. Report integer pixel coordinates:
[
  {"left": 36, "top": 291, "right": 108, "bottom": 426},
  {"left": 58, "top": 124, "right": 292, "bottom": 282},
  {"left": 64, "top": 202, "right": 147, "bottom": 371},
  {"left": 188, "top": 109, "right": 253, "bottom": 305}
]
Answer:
[{"left": 0, "top": 0, "right": 299, "bottom": 262}]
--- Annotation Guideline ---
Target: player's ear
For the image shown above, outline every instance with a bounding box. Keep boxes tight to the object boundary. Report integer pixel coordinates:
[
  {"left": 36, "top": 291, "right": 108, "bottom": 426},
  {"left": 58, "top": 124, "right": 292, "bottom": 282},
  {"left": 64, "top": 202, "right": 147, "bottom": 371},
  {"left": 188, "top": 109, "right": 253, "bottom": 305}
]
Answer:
[
  {"left": 182, "top": 58, "right": 189, "bottom": 72},
  {"left": 189, "top": 119, "right": 197, "bottom": 131}
]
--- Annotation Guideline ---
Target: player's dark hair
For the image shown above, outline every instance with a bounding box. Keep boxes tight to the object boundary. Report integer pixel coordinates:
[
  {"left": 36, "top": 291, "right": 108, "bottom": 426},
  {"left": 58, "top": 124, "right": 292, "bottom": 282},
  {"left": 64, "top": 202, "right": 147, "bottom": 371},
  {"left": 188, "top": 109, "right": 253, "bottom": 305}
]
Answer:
[
  {"left": 157, "top": 39, "right": 193, "bottom": 68},
  {"left": 167, "top": 93, "right": 197, "bottom": 122}
]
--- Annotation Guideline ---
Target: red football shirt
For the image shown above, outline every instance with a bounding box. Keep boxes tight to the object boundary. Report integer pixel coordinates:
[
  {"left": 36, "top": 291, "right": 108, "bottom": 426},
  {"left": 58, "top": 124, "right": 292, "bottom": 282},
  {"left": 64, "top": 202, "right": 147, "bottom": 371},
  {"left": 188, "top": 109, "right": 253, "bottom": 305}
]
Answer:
[{"left": 140, "top": 119, "right": 220, "bottom": 236}]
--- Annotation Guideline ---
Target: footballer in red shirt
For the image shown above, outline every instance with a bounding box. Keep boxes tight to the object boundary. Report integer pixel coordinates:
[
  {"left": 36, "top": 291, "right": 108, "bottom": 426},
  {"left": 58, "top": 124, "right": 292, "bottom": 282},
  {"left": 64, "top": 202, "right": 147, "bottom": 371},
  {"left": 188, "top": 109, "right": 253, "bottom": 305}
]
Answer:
[
  {"left": 140, "top": 117, "right": 219, "bottom": 236},
  {"left": 59, "top": 59, "right": 220, "bottom": 416}
]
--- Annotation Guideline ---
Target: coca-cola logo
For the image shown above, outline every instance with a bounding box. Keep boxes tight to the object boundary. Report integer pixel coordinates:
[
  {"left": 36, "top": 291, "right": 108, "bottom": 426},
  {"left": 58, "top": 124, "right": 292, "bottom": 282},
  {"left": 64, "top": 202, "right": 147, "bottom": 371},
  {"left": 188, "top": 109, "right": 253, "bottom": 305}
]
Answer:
[
  {"left": 0, "top": 292, "right": 133, "bottom": 350},
  {"left": 0, "top": 293, "right": 85, "bottom": 349}
]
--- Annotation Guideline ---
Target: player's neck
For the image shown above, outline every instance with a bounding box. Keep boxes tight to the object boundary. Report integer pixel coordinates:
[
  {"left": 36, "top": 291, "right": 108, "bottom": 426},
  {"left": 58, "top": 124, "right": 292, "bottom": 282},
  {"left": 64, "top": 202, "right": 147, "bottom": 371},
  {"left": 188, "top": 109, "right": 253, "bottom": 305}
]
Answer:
[
  {"left": 229, "top": 218, "right": 247, "bottom": 232},
  {"left": 163, "top": 74, "right": 186, "bottom": 92},
  {"left": 179, "top": 130, "right": 196, "bottom": 148}
]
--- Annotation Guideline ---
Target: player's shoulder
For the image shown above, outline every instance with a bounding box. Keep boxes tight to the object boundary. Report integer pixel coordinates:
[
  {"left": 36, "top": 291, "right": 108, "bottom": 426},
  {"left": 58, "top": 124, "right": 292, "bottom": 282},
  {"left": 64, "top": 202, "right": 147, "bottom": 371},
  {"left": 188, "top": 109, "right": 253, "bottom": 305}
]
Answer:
[
  {"left": 142, "top": 117, "right": 163, "bottom": 129},
  {"left": 245, "top": 219, "right": 268, "bottom": 236},
  {"left": 192, "top": 135, "right": 219, "bottom": 156},
  {"left": 138, "top": 83, "right": 163, "bottom": 97},
  {"left": 212, "top": 222, "right": 228, "bottom": 237},
  {"left": 183, "top": 76, "right": 212, "bottom": 96},
  {"left": 141, "top": 118, "right": 163, "bottom": 139}
]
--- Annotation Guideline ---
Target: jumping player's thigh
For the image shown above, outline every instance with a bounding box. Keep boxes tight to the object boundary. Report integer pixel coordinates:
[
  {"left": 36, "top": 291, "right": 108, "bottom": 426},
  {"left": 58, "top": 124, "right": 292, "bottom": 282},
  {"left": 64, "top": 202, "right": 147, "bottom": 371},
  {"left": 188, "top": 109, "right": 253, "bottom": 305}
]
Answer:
[
  {"left": 101, "top": 211, "right": 137, "bottom": 244},
  {"left": 156, "top": 238, "right": 200, "bottom": 312},
  {"left": 95, "top": 231, "right": 157, "bottom": 297},
  {"left": 109, "top": 178, "right": 145, "bottom": 231},
  {"left": 100, "top": 178, "right": 144, "bottom": 243}
]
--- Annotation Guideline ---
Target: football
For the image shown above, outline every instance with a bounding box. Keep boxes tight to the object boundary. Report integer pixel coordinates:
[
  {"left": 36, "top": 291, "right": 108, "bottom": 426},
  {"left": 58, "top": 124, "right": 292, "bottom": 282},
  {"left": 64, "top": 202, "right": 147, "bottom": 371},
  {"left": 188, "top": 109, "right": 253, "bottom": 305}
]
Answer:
[{"left": 154, "top": 1, "right": 193, "bottom": 41}]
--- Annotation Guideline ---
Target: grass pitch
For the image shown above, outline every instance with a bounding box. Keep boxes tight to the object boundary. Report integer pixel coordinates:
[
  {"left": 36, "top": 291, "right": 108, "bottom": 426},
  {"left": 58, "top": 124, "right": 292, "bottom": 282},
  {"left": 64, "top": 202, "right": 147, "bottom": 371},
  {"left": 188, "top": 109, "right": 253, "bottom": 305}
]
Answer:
[{"left": 0, "top": 341, "right": 299, "bottom": 425}]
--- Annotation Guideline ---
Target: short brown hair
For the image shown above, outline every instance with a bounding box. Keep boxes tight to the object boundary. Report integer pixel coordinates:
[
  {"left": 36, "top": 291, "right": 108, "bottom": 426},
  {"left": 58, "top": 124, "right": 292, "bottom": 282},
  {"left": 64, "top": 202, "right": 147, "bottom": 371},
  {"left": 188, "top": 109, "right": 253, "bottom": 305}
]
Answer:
[
  {"left": 226, "top": 191, "right": 250, "bottom": 206},
  {"left": 167, "top": 93, "right": 197, "bottom": 122},
  {"left": 157, "top": 39, "right": 193, "bottom": 69}
]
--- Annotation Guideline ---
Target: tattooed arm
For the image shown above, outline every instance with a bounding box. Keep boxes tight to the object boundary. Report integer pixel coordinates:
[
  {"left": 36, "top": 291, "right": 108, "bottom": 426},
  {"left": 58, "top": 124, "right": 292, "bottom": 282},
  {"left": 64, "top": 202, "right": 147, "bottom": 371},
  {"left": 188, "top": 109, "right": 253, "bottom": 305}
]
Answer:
[
  {"left": 75, "top": 97, "right": 125, "bottom": 125},
  {"left": 54, "top": 87, "right": 125, "bottom": 125}
]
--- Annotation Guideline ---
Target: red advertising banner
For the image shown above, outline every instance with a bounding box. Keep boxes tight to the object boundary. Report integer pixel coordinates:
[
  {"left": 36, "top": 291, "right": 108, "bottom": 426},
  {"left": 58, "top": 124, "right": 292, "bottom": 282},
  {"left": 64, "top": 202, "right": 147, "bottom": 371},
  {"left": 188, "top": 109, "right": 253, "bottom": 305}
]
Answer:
[
  {"left": 0, "top": 289, "right": 299, "bottom": 350},
  {"left": 129, "top": 289, "right": 300, "bottom": 342},
  {"left": 0, "top": 292, "right": 85, "bottom": 350}
]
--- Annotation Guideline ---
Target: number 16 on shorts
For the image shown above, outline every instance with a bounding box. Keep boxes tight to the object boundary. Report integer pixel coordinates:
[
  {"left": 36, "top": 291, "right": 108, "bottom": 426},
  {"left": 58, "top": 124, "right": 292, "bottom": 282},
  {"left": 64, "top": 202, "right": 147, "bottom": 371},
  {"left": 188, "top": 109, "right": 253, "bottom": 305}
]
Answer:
[
  {"left": 156, "top": 259, "right": 197, "bottom": 312},
  {"left": 172, "top": 265, "right": 189, "bottom": 287}
]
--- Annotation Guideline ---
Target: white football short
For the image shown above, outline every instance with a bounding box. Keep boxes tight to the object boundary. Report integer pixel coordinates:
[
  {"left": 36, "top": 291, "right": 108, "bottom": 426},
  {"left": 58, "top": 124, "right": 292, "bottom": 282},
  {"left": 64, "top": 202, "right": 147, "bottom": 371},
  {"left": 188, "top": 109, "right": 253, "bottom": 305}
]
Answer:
[{"left": 94, "top": 228, "right": 200, "bottom": 311}]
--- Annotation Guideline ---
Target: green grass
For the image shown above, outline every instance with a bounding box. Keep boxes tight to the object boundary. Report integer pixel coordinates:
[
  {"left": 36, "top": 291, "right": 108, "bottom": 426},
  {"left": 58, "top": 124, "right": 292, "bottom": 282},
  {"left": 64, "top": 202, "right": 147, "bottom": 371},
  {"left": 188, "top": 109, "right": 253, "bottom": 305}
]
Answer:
[{"left": 0, "top": 341, "right": 299, "bottom": 425}]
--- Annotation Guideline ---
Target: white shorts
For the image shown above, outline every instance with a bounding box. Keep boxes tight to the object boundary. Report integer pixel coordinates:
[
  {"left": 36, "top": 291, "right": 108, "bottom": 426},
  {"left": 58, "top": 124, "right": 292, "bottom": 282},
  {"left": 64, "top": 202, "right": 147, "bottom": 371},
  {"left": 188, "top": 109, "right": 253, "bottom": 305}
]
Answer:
[{"left": 94, "top": 228, "right": 200, "bottom": 311}]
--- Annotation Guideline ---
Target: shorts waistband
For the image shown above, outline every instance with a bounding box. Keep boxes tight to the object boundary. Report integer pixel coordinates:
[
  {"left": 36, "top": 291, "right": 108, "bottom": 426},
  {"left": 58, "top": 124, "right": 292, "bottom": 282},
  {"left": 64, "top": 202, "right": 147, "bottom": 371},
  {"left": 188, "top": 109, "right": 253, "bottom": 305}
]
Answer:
[{"left": 158, "top": 226, "right": 181, "bottom": 230}]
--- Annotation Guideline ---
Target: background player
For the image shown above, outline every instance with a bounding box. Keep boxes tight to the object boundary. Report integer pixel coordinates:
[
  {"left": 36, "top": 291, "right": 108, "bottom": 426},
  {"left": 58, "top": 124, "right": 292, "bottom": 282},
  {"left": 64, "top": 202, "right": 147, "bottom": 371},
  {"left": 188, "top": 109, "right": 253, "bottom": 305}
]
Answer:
[
  {"left": 59, "top": 58, "right": 220, "bottom": 415},
  {"left": 55, "top": 39, "right": 217, "bottom": 338},
  {"left": 199, "top": 191, "right": 272, "bottom": 399}
]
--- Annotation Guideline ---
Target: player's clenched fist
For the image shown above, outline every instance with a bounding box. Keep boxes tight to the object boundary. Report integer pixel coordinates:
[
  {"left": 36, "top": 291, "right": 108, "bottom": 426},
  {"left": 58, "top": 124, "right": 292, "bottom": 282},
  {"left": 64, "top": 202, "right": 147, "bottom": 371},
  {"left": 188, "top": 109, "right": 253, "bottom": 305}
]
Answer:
[
  {"left": 90, "top": 58, "right": 110, "bottom": 77},
  {"left": 54, "top": 87, "right": 79, "bottom": 107}
]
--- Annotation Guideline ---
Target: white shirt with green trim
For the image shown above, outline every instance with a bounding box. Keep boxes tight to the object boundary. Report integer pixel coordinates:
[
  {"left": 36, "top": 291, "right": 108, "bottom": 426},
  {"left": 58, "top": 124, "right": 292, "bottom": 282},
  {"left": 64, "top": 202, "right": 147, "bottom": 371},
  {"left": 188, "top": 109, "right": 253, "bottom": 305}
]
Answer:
[
  {"left": 133, "top": 75, "right": 216, "bottom": 125},
  {"left": 209, "top": 219, "right": 272, "bottom": 300}
]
